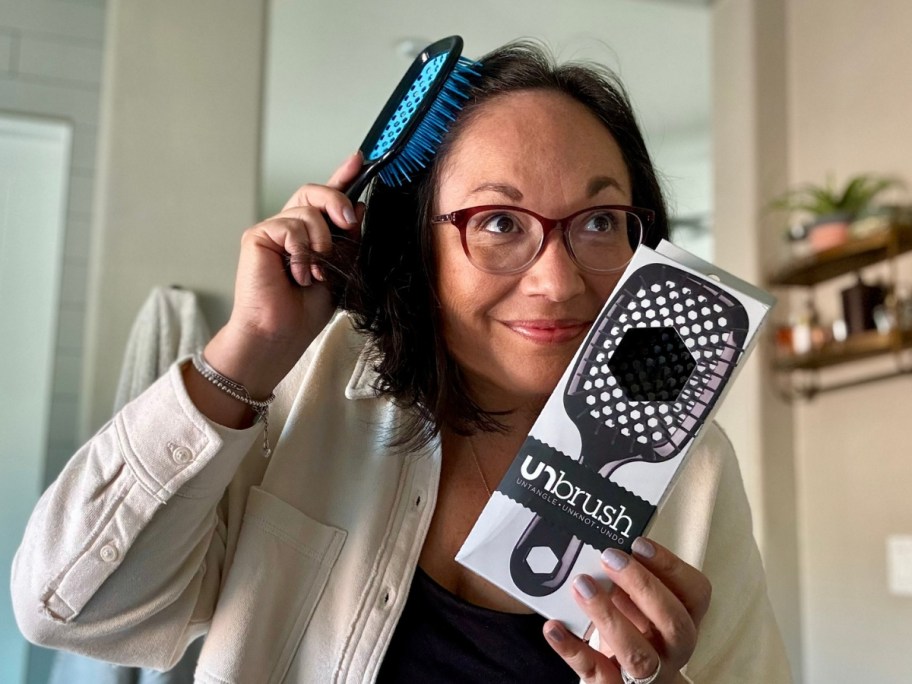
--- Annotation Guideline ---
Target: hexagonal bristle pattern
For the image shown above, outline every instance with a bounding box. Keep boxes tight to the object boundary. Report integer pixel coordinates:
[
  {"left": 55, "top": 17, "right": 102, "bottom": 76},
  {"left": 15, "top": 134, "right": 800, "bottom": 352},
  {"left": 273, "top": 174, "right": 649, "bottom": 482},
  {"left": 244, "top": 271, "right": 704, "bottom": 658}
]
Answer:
[
  {"left": 609, "top": 327, "right": 695, "bottom": 402},
  {"left": 565, "top": 264, "right": 748, "bottom": 456}
]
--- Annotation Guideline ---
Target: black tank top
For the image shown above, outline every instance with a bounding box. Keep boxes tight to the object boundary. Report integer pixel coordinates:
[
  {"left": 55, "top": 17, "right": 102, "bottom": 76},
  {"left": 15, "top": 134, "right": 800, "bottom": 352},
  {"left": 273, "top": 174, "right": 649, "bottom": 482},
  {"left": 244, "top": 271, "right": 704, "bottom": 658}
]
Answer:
[{"left": 376, "top": 566, "right": 578, "bottom": 683}]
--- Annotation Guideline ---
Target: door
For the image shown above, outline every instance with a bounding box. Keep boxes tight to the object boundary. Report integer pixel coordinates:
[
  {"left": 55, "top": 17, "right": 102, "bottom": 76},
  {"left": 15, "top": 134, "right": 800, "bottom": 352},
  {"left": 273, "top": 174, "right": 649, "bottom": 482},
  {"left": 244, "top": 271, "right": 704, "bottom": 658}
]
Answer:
[{"left": 0, "top": 112, "right": 71, "bottom": 684}]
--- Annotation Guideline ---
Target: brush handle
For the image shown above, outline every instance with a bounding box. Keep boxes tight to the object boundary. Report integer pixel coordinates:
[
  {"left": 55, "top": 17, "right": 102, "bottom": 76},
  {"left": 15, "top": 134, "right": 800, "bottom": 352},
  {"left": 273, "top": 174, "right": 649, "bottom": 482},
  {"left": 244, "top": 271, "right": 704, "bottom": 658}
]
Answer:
[
  {"left": 317, "top": 170, "right": 372, "bottom": 309},
  {"left": 323, "top": 164, "right": 372, "bottom": 237},
  {"left": 344, "top": 162, "right": 376, "bottom": 204},
  {"left": 510, "top": 517, "right": 583, "bottom": 597}
]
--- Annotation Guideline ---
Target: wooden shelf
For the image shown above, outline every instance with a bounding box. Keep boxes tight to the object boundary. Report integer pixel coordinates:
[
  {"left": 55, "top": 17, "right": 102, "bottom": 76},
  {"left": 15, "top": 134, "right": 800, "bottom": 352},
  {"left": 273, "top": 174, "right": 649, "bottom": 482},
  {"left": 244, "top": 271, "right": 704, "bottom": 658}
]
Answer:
[
  {"left": 774, "top": 329, "right": 912, "bottom": 371},
  {"left": 768, "top": 223, "right": 912, "bottom": 286}
]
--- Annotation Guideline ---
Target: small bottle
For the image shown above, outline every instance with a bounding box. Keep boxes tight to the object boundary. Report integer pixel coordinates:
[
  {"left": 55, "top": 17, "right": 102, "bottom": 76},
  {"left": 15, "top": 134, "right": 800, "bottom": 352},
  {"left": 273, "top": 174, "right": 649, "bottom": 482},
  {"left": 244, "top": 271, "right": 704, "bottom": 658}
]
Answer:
[
  {"left": 792, "top": 300, "right": 814, "bottom": 355},
  {"left": 791, "top": 297, "right": 819, "bottom": 355}
]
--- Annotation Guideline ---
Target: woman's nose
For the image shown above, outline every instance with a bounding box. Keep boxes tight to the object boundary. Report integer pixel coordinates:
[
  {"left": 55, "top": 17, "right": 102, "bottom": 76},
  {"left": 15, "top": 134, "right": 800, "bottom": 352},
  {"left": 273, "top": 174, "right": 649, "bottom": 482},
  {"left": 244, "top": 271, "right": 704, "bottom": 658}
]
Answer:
[{"left": 519, "top": 228, "right": 586, "bottom": 301}]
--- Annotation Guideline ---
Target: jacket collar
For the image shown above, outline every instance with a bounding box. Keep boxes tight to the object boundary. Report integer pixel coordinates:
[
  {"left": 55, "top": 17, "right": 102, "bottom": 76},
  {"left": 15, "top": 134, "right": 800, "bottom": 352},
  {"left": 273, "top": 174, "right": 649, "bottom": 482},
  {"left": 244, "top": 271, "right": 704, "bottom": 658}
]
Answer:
[{"left": 345, "top": 343, "right": 383, "bottom": 400}]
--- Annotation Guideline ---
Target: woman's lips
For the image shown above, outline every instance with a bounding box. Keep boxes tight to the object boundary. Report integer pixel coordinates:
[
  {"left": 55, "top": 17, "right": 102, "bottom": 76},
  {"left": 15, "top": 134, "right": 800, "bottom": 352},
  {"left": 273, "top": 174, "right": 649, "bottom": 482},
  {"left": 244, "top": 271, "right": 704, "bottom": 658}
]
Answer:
[{"left": 501, "top": 319, "right": 592, "bottom": 344}]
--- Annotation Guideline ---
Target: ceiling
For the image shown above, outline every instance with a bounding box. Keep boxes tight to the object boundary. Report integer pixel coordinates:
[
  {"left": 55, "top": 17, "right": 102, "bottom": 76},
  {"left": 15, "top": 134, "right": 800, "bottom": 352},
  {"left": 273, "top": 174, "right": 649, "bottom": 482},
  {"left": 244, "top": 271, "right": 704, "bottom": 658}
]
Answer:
[{"left": 260, "top": 0, "right": 711, "bottom": 215}]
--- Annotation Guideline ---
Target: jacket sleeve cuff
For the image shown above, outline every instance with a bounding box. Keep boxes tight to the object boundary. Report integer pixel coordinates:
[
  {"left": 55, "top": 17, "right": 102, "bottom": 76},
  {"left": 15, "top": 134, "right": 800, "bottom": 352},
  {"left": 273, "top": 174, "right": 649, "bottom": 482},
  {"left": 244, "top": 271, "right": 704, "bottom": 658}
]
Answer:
[{"left": 116, "top": 359, "right": 260, "bottom": 502}]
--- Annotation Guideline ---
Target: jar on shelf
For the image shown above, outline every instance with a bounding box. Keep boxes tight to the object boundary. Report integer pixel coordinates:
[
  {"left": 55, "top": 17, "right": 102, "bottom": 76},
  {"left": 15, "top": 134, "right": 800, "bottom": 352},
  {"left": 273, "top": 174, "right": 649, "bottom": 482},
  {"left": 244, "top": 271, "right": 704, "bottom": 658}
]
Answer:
[{"left": 841, "top": 276, "right": 887, "bottom": 335}]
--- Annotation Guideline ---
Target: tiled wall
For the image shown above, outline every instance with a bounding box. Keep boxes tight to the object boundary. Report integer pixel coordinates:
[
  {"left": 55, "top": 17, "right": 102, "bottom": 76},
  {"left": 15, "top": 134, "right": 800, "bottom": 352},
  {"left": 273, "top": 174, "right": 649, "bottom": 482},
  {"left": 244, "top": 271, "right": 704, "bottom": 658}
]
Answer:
[{"left": 0, "top": 0, "right": 106, "bottom": 485}]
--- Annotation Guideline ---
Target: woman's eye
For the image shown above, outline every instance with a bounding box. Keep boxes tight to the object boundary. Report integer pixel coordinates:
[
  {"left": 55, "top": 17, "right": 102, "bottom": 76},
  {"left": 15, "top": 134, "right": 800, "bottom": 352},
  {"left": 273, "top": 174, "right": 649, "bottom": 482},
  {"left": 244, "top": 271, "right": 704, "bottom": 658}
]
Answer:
[
  {"left": 479, "top": 213, "right": 521, "bottom": 234},
  {"left": 583, "top": 212, "right": 618, "bottom": 233}
]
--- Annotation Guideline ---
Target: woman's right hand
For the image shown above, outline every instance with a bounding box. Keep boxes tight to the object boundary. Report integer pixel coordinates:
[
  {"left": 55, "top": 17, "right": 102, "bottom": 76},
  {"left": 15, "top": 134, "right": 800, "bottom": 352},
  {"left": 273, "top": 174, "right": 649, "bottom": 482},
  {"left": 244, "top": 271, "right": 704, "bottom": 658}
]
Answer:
[{"left": 197, "top": 152, "right": 365, "bottom": 403}]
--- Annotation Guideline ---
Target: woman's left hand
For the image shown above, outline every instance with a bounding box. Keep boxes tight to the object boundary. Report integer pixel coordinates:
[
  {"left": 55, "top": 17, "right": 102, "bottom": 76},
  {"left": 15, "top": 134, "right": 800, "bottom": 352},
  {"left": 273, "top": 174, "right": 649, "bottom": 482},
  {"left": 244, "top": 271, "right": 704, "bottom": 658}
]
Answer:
[{"left": 544, "top": 537, "right": 711, "bottom": 684}]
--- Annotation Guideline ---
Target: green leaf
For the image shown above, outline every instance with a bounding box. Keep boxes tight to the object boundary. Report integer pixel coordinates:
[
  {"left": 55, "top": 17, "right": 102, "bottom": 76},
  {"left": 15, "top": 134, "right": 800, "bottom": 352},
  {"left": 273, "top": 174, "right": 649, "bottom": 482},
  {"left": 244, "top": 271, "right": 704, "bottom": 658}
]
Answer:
[{"left": 768, "top": 174, "right": 904, "bottom": 218}]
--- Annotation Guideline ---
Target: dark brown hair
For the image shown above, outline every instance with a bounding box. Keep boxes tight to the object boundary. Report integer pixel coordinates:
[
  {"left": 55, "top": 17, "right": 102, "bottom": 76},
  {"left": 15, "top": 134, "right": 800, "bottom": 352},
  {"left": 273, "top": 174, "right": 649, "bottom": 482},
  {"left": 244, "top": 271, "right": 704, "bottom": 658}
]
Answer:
[{"left": 342, "top": 41, "right": 670, "bottom": 449}]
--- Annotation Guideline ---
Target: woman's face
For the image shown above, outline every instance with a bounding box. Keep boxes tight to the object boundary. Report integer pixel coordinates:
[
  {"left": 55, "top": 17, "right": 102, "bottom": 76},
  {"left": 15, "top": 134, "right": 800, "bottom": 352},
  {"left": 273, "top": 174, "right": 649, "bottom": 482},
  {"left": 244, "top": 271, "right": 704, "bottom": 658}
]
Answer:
[{"left": 433, "top": 89, "right": 635, "bottom": 409}]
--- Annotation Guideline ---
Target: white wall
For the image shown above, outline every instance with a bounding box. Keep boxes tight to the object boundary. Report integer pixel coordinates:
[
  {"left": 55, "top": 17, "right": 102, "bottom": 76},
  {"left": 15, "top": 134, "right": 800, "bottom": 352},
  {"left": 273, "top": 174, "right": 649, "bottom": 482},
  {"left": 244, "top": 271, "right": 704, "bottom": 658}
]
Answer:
[
  {"left": 711, "top": 1, "right": 801, "bottom": 679},
  {"left": 651, "top": 124, "right": 714, "bottom": 260},
  {"left": 714, "top": 1, "right": 912, "bottom": 682},
  {"left": 786, "top": 2, "right": 912, "bottom": 682},
  {"left": 82, "top": 0, "right": 267, "bottom": 434}
]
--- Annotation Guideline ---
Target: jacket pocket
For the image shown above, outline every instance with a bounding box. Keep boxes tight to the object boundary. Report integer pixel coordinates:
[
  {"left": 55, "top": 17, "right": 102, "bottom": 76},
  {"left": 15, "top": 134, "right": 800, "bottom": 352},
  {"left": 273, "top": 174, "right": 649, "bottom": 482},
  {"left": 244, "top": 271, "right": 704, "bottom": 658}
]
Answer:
[{"left": 195, "top": 486, "right": 346, "bottom": 684}]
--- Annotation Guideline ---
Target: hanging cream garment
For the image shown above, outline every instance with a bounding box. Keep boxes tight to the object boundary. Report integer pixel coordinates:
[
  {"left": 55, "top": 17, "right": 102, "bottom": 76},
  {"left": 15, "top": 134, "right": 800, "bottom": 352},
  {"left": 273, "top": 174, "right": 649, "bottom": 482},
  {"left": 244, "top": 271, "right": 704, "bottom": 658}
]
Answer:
[{"left": 113, "top": 286, "right": 212, "bottom": 411}]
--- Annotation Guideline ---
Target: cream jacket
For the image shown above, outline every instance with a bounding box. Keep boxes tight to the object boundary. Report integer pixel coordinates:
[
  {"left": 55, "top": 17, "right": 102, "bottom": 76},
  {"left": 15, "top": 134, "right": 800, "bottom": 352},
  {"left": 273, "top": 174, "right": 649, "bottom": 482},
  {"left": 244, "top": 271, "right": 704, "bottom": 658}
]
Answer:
[{"left": 12, "top": 313, "right": 792, "bottom": 683}]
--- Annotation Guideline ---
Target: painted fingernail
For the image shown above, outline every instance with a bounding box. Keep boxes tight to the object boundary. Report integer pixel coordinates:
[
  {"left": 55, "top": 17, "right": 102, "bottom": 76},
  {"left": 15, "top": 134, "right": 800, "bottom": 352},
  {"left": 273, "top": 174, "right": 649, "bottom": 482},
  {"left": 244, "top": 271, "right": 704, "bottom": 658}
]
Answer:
[
  {"left": 601, "top": 548, "right": 629, "bottom": 571},
  {"left": 343, "top": 206, "right": 357, "bottom": 225},
  {"left": 573, "top": 575, "right": 598, "bottom": 600},
  {"left": 632, "top": 537, "right": 656, "bottom": 559},
  {"left": 545, "top": 625, "right": 566, "bottom": 643}
]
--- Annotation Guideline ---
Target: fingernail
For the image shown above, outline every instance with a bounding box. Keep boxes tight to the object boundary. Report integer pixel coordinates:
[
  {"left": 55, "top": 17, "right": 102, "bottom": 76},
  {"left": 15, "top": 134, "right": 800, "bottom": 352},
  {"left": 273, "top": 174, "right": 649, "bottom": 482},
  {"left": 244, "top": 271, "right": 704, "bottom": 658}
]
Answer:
[
  {"left": 300, "top": 269, "right": 312, "bottom": 286},
  {"left": 343, "top": 206, "right": 357, "bottom": 225},
  {"left": 573, "top": 575, "right": 598, "bottom": 600},
  {"left": 632, "top": 537, "right": 656, "bottom": 559},
  {"left": 545, "top": 625, "right": 566, "bottom": 643},
  {"left": 311, "top": 264, "right": 325, "bottom": 282},
  {"left": 601, "top": 548, "right": 630, "bottom": 571}
]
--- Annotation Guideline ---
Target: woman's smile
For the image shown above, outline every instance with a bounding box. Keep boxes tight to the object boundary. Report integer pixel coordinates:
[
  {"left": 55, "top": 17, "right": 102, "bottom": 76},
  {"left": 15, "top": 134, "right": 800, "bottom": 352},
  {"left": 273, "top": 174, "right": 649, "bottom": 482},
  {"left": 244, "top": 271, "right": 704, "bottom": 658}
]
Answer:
[{"left": 498, "top": 318, "right": 593, "bottom": 345}]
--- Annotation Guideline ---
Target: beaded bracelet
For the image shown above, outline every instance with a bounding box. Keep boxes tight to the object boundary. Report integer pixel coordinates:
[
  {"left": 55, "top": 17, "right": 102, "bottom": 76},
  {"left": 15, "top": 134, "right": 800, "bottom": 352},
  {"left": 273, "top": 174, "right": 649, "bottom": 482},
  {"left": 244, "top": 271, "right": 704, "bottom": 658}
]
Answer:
[{"left": 191, "top": 351, "right": 275, "bottom": 458}]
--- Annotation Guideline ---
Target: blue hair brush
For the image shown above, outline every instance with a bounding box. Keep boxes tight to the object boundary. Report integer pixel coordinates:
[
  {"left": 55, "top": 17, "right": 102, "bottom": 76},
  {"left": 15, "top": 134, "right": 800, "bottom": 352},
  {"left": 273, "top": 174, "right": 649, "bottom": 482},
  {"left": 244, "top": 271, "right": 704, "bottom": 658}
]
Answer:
[
  {"left": 315, "top": 36, "right": 477, "bottom": 304},
  {"left": 344, "top": 35, "right": 479, "bottom": 201}
]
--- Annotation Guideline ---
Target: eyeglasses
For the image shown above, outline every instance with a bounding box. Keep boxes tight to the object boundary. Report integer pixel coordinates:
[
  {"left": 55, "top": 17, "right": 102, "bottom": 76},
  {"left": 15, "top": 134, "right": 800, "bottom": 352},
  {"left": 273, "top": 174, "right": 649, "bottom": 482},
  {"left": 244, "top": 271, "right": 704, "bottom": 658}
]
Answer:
[{"left": 430, "top": 204, "right": 654, "bottom": 275}]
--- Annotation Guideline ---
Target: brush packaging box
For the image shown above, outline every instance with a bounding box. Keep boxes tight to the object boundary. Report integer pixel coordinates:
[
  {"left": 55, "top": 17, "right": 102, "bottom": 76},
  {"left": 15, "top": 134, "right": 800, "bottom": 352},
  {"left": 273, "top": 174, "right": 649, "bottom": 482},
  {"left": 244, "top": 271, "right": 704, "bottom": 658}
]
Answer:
[{"left": 455, "top": 240, "right": 775, "bottom": 637}]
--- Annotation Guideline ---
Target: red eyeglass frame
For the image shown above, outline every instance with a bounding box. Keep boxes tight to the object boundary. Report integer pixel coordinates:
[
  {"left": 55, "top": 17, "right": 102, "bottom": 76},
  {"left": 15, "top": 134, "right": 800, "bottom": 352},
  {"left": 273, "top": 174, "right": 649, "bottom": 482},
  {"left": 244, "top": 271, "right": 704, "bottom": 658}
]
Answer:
[{"left": 430, "top": 204, "right": 656, "bottom": 274}]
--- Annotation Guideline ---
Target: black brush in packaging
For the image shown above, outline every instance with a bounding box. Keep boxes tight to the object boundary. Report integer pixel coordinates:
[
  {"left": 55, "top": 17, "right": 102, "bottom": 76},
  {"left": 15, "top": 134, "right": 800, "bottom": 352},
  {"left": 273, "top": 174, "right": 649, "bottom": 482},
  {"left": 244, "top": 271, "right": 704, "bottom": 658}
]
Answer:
[
  {"left": 510, "top": 262, "right": 749, "bottom": 596},
  {"left": 457, "top": 240, "right": 774, "bottom": 636}
]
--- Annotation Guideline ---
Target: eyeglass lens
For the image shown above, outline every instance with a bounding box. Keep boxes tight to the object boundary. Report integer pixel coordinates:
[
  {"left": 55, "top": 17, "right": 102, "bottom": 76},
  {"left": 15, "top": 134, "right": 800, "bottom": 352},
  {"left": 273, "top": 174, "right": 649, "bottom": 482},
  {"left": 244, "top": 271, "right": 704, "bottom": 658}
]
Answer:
[{"left": 463, "top": 207, "right": 642, "bottom": 273}]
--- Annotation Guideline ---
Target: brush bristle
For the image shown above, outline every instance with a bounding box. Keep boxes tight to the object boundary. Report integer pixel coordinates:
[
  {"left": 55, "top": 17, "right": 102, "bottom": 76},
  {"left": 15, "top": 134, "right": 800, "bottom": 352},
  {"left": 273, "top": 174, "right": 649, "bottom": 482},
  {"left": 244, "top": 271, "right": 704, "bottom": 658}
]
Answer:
[{"left": 377, "top": 57, "right": 480, "bottom": 186}]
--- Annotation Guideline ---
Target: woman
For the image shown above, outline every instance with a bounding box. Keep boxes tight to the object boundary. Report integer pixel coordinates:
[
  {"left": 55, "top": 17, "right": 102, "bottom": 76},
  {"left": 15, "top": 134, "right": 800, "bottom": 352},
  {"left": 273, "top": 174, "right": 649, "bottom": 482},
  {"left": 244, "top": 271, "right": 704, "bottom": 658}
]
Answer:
[{"left": 12, "top": 43, "right": 791, "bottom": 683}]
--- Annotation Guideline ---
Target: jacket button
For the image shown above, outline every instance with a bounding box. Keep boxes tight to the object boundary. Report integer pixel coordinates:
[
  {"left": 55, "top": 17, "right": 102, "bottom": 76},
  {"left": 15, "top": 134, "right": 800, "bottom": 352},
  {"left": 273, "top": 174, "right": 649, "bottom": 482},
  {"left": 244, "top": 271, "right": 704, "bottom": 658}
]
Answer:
[
  {"left": 172, "top": 446, "right": 194, "bottom": 464},
  {"left": 100, "top": 544, "right": 119, "bottom": 562}
]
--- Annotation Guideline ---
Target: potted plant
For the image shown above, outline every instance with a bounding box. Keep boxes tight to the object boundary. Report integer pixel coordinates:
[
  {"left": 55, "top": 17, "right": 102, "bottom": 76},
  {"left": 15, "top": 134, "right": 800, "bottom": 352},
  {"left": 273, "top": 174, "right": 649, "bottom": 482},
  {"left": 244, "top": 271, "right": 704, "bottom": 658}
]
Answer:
[{"left": 770, "top": 174, "right": 903, "bottom": 252}]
